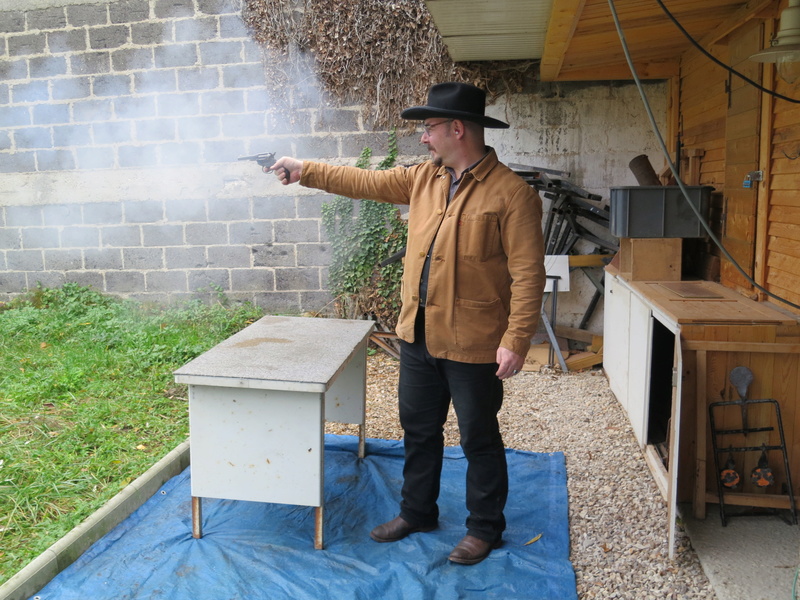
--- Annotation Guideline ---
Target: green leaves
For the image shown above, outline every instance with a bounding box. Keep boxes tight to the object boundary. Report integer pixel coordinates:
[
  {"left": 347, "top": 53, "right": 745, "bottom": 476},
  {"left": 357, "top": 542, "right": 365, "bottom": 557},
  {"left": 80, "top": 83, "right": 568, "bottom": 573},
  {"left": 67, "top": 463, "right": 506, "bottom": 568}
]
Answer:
[{"left": 321, "top": 131, "right": 407, "bottom": 331}]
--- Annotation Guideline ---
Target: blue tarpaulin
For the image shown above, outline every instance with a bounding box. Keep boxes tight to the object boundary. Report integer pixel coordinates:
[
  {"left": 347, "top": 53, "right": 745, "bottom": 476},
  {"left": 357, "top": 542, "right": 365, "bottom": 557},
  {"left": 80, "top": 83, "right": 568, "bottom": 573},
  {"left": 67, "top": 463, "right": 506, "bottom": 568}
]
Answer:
[{"left": 30, "top": 435, "right": 577, "bottom": 599}]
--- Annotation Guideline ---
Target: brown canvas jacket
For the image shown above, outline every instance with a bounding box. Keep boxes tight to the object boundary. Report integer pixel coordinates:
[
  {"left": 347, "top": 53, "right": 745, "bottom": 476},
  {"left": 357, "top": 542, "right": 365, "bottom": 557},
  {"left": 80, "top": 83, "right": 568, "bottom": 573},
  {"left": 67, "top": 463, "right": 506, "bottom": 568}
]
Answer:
[{"left": 301, "top": 148, "right": 545, "bottom": 364}]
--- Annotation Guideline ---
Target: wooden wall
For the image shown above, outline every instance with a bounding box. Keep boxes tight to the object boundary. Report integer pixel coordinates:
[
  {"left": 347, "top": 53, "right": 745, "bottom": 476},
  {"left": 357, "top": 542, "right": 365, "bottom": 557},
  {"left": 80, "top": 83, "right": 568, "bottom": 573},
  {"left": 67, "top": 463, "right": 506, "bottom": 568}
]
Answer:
[{"left": 677, "top": 2, "right": 800, "bottom": 316}]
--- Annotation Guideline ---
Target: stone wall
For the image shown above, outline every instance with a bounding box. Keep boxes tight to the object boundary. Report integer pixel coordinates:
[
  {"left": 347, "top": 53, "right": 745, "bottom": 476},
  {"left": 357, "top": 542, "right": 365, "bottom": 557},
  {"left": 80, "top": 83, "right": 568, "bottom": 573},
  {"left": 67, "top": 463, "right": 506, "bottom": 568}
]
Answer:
[{"left": 0, "top": 0, "right": 667, "bottom": 329}]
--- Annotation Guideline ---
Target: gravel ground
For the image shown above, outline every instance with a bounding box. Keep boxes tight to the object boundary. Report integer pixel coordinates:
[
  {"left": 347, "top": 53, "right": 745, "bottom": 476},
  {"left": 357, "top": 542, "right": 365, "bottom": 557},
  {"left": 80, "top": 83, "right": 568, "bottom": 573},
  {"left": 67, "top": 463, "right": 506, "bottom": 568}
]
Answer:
[{"left": 327, "top": 353, "right": 717, "bottom": 599}]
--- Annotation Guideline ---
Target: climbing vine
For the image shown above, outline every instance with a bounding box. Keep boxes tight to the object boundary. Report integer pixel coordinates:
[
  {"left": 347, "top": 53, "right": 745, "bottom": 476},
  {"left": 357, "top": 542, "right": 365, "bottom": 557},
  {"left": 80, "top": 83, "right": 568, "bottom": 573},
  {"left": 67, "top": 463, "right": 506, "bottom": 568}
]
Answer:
[{"left": 321, "top": 131, "right": 406, "bottom": 331}]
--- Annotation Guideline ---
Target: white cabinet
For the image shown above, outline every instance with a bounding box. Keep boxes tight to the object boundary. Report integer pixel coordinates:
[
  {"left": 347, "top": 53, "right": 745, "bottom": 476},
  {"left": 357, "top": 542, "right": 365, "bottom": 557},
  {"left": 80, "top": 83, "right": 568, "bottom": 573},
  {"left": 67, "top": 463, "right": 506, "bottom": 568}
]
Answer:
[{"left": 603, "top": 272, "right": 655, "bottom": 447}]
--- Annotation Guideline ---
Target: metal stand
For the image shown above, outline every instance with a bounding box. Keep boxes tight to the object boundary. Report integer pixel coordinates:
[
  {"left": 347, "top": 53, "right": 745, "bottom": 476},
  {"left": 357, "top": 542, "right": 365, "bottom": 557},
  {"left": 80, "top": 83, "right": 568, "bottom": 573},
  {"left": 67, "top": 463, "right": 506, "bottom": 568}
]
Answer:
[
  {"left": 709, "top": 396, "right": 797, "bottom": 526},
  {"left": 541, "top": 275, "right": 568, "bottom": 372}
]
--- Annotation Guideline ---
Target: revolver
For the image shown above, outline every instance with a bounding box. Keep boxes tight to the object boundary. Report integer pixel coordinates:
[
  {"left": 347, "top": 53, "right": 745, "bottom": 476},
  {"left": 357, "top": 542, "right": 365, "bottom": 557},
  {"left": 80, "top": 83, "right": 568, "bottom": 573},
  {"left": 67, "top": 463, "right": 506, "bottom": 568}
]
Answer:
[{"left": 238, "top": 152, "right": 289, "bottom": 179}]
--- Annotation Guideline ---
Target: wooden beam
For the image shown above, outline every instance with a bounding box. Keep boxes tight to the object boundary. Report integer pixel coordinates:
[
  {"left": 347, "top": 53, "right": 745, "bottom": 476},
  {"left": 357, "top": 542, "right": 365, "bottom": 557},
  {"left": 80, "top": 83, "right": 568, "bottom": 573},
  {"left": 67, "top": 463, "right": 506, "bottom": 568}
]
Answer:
[
  {"left": 568, "top": 254, "right": 613, "bottom": 267},
  {"left": 705, "top": 491, "right": 794, "bottom": 510},
  {"left": 755, "top": 17, "right": 775, "bottom": 301},
  {"left": 682, "top": 340, "right": 800, "bottom": 353},
  {"left": 539, "top": 0, "right": 587, "bottom": 81},
  {"left": 552, "top": 60, "right": 679, "bottom": 81},
  {"left": 700, "top": 0, "right": 779, "bottom": 47}
]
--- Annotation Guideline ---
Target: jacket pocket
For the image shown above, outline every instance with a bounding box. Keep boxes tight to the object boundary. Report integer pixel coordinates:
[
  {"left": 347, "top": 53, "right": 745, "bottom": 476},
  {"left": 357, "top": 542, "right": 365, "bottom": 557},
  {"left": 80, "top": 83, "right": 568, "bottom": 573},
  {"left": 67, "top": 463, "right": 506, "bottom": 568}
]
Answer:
[
  {"left": 457, "top": 213, "right": 499, "bottom": 261},
  {"left": 454, "top": 297, "right": 505, "bottom": 351}
]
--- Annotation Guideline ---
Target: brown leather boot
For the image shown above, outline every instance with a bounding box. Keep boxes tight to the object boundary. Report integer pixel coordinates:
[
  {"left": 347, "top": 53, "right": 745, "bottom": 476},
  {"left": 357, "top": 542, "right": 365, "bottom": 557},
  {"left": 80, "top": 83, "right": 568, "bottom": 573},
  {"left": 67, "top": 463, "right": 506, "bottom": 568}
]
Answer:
[
  {"left": 448, "top": 535, "right": 502, "bottom": 565},
  {"left": 369, "top": 516, "right": 436, "bottom": 543}
]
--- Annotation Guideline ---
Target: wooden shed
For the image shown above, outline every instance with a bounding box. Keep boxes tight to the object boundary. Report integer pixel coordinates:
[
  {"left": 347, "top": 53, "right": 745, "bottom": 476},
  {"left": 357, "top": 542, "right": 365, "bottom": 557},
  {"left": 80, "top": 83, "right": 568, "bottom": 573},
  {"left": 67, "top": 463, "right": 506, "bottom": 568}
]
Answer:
[{"left": 426, "top": 0, "right": 800, "bottom": 554}]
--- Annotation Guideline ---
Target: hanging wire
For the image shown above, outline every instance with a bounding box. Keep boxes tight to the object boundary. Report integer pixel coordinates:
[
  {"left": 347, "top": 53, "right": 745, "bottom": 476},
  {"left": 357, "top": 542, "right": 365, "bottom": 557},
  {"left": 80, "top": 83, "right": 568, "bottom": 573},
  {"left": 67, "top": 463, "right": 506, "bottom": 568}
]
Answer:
[
  {"left": 606, "top": 0, "right": 800, "bottom": 312},
  {"left": 655, "top": 0, "right": 800, "bottom": 104}
]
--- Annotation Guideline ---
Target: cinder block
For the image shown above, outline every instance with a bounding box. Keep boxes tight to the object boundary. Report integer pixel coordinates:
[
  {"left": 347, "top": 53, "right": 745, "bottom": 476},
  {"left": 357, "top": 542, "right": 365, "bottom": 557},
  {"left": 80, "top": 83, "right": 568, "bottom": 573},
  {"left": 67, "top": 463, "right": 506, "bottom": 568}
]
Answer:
[
  {"left": 200, "top": 90, "right": 244, "bottom": 114},
  {"left": 187, "top": 268, "right": 230, "bottom": 291},
  {"left": 274, "top": 219, "right": 319, "bottom": 243},
  {"left": 165, "top": 198, "right": 206, "bottom": 223},
  {"left": 8, "top": 33, "right": 47, "bottom": 56},
  {"left": 101, "top": 225, "right": 141, "bottom": 247},
  {"left": 72, "top": 98, "right": 112, "bottom": 121},
  {"left": 165, "top": 246, "right": 206, "bottom": 269},
  {"left": 52, "top": 77, "right": 94, "bottom": 101},
  {"left": 208, "top": 197, "right": 248, "bottom": 221},
  {"left": 252, "top": 196, "right": 295, "bottom": 220},
  {"left": 219, "top": 14, "right": 248, "bottom": 39},
  {"left": 31, "top": 271, "right": 66, "bottom": 290},
  {"left": 76, "top": 147, "right": 116, "bottom": 170},
  {"left": 0, "top": 106, "right": 30, "bottom": 128},
  {"left": 111, "top": 47, "right": 154, "bottom": 72},
  {"left": 156, "top": 93, "right": 201, "bottom": 117},
  {"left": 185, "top": 222, "right": 226, "bottom": 245},
  {"left": 118, "top": 144, "right": 158, "bottom": 168},
  {"left": 92, "top": 73, "right": 132, "bottom": 96},
  {"left": 54, "top": 124, "right": 92, "bottom": 147},
  {"left": 207, "top": 245, "right": 250, "bottom": 267},
  {"left": 93, "top": 121, "right": 133, "bottom": 144},
  {"left": 44, "top": 249, "right": 82, "bottom": 270},
  {"left": 134, "top": 70, "right": 178, "bottom": 94},
  {"left": 29, "top": 56, "right": 68, "bottom": 79},
  {"left": 7, "top": 205, "right": 42, "bottom": 227},
  {"left": 43, "top": 204, "right": 82, "bottom": 226},
  {"left": 47, "top": 29, "right": 87, "bottom": 53},
  {"left": 123, "top": 200, "right": 162, "bottom": 224},
  {"left": 70, "top": 51, "right": 111, "bottom": 75},
  {"left": 123, "top": 247, "right": 163, "bottom": 269},
  {"left": 231, "top": 268, "right": 274, "bottom": 291},
  {"left": 202, "top": 138, "right": 246, "bottom": 163},
  {"left": 0, "top": 228, "right": 21, "bottom": 249},
  {"left": 12, "top": 81, "right": 49, "bottom": 103},
  {"left": 175, "top": 17, "right": 218, "bottom": 42},
  {"left": 146, "top": 270, "right": 188, "bottom": 292},
  {"left": 60, "top": 226, "right": 101, "bottom": 248},
  {"left": 135, "top": 118, "right": 176, "bottom": 141},
  {"left": 0, "top": 58, "right": 28, "bottom": 81},
  {"left": 67, "top": 4, "right": 109, "bottom": 28},
  {"left": 252, "top": 244, "right": 294, "bottom": 267},
  {"left": 198, "top": 0, "right": 238, "bottom": 15},
  {"left": 84, "top": 248, "right": 123, "bottom": 269},
  {"left": 14, "top": 127, "right": 53, "bottom": 149},
  {"left": 154, "top": 0, "right": 196, "bottom": 19},
  {"left": 131, "top": 22, "right": 166, "bottom": 45},
  {"left": 177, "top": 67, "right": 220, "bottom": 91},
  {"left": 110, "top": 0, "right": 151, "bottom": 24},
  {"left": 114, "top": 96, "right": 157, "bottom": 120},
  {"left": 222, "top": 63, "right": 266, "bottom": 89},
  {"left": 7, "top": 249, "right": 44, "bottom": 270},
  {"left": 142, "top": 223, "right": 184, "bottom": 246},
  {"left": 33, "top": 104, "right": 71, "bottom": 126},
  {"left": 229, "top": 221, "right": 273, "bottom": 245},
  {"left": 177, "top": 115, "right": 221, "bottom": 140},
  {"left": 221, "top": 112, "right": 264, "bottom": 138},
  {"left": 65, "top": 271, "right": 104, "bottom": 290},
  {"left": 275, "top": 266, "right": 320, "bottom": 291},
  {"left": 252, "top": 291, "right": 301, "bottom": 312},
  {"left": 0, "top": 271, "right": 28, "bottom": 292},
  {"left": 154, "top": 44, "right": 197, "bottom": 68},
  {"left": 158, "top": 141, "right": 202, "bottom": 166},
  {"left": 36, "top": 149, "right": 76, "bottom": 171},
  {"left": 0, "top": 151, "right": 36, "bottom": 173},
  {"left": 0, "top": 11, "right": 26, "bottom": 34},
  {"left": 22, "top": 227, "right": 61, "bottom": 248},
  {"left": 297, "top": 243, "right": 331, "bottom": 266},
  {"left": 89, "top": 25, "right": 130, "bottom": 50},
  {"left": 83, "top": 202, "right": 122, "bottom": 225},
  {"left": 105, "top": 270, "right": 144, "bottom": 293}
]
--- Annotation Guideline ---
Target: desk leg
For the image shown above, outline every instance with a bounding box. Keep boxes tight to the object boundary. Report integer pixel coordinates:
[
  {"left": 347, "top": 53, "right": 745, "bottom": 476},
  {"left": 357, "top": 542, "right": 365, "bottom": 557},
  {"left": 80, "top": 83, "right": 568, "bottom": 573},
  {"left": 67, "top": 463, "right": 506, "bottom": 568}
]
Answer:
[
  {"left": 192, "top": 496, "right": 203, "bottom": 539},
  {"left": 358, "top": 424, "right": 366, "bottom": 459},
  {"left": 315, "top": 505, "right": 324, "bottom": 550}
]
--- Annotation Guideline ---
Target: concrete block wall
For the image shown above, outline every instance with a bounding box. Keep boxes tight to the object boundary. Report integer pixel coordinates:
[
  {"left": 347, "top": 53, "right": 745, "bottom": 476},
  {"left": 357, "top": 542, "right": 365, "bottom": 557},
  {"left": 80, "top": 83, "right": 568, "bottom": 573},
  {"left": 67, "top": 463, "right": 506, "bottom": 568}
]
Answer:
[
  {"left": 0, "top": 0, "right": 419, "bottom": 310},
  {"left": 0, "top": 0, "right": 667, "bottom": 328}
]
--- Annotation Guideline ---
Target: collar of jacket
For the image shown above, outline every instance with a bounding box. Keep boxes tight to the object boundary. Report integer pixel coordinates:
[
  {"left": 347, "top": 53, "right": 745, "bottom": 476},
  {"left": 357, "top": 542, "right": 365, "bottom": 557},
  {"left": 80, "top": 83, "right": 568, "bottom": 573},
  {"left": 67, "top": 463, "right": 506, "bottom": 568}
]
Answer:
[{"left": 433, "top": 146, "right": 499, "bottom": 182}]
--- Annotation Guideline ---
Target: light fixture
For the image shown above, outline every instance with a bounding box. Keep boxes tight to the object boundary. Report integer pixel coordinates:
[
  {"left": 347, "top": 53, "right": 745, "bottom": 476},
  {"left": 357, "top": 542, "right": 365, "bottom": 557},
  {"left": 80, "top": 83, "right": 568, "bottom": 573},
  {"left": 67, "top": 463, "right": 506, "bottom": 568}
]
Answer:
[{"left": 750, "top": 0, "right": 800, "bottom": 83}]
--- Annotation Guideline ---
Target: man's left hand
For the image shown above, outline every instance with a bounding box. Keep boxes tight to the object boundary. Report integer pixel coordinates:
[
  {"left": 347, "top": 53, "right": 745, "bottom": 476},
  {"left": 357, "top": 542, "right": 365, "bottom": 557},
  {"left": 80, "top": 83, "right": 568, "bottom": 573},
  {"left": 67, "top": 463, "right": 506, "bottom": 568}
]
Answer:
[{"left": 496, "top": 347, "right": 525, "bottom": 380}]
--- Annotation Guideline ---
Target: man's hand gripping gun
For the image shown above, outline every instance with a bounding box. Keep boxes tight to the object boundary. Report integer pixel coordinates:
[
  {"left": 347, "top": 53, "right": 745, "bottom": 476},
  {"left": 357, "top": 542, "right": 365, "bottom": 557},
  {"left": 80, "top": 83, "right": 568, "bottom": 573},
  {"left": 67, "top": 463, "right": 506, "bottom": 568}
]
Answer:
[{"left": 237, "top": 152, "right": 288, "bottom": 178}]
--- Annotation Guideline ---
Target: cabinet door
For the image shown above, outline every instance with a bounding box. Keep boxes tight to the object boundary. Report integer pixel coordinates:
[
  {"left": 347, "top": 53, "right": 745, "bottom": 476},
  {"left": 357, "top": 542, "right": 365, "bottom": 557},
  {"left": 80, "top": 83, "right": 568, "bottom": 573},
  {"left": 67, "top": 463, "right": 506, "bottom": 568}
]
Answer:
[
  {"left": 627, "top": 293, "right": 653, "bottom": 447},
  {"left": 603, "top": 274, "right": 631, "bottom": 409}
]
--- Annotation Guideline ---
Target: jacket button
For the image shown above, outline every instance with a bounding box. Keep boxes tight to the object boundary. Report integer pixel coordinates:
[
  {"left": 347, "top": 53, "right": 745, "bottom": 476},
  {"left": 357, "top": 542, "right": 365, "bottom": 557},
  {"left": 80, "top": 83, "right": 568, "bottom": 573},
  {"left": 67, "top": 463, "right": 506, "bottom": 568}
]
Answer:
[
  {"left": 411, "top": 295, "right": 418, "bottom": 301},
  {"left": 436, "top": 209, "right": 443, "bottom": 215},
  {"left": 418, "top": 251, "right": 425, "bottom": 258}
]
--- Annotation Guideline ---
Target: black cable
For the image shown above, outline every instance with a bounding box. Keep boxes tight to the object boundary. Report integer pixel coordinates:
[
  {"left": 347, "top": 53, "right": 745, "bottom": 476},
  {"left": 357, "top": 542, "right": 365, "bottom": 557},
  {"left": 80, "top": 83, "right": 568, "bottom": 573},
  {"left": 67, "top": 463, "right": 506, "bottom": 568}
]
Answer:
[
  {"left": 607, "top": 0, "right": 800, "bottom": 311},
  {"left": 655, "top": 0, "right": 800, "bottom": 104}
]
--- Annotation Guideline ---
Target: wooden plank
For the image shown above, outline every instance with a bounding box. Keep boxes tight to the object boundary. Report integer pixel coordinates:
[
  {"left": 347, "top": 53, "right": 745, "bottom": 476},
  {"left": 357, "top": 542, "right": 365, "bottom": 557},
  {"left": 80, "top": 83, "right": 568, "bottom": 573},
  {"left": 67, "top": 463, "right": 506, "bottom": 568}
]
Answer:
[
  {"left": 682, "top": 340, "right": 800, "bottom": 353},
  {"left": 554, "top": 324, "right": 594, "bottom": 344},
  {"left": 539, "top": 0, "right": 587, "bottom": 81},
  {"left": 567, "top": 254, "right": 613, "bottom": 267},
  {"left": 767, "top": 235, "right": 800, "bottom": 259},
  {"left": 566, "top": 349, "right": 603, "bottom": 371},
  {"left": 704, "top": 491, "right": 795, "bottom": 509},
  {"left": 699, "top": 0, "right": 775, "bottom": 46},
  {"left": 694, "top": 349, "right": 708, "bottom": 519}
]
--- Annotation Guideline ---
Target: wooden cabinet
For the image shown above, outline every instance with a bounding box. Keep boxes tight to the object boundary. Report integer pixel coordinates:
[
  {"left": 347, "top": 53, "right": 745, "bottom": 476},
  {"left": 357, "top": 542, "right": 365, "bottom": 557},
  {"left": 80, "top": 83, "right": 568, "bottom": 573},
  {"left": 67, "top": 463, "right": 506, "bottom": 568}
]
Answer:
[{"left": 603, "top": 267, "right": 800, "bottom": 556}]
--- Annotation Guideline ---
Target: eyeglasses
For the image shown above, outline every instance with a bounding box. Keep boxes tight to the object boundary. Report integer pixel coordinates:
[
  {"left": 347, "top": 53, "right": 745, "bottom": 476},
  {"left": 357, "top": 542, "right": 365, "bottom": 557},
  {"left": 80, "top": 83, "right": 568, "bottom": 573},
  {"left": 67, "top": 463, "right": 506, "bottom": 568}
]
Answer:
[{"left": 419, "top": 119, "right": 453, "bottom": 134}]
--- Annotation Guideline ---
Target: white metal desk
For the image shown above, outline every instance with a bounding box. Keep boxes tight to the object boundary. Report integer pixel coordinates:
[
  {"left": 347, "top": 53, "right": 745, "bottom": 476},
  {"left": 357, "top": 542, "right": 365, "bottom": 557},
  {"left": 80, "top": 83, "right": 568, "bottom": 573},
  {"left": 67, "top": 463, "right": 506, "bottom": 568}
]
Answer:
[{"left": 173, "top": 315, "right": 374, "bottom": 549}]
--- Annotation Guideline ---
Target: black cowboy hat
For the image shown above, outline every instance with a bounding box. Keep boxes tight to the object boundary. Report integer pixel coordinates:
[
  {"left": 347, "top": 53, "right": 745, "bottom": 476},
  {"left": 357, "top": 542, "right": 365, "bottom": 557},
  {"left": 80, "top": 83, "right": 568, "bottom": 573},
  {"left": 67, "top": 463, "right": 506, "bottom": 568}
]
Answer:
[{"left": 401, "top": 82, "right": 509, "bottom": 129}]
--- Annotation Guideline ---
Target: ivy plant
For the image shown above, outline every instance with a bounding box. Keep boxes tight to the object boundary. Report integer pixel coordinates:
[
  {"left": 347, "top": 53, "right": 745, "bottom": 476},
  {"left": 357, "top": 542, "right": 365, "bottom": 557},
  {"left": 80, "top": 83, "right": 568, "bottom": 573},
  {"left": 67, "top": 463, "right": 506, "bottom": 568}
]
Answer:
[{"left": 321, "top": 131, "right": 407, "bottom": 335}]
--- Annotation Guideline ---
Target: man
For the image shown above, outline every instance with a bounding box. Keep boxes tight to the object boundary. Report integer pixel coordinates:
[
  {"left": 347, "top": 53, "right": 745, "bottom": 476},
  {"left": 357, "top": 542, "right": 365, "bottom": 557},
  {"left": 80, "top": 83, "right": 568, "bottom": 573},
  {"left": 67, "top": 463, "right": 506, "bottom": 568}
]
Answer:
[{"left": 270, "top": 82, "right": 545, "bottom": 565}]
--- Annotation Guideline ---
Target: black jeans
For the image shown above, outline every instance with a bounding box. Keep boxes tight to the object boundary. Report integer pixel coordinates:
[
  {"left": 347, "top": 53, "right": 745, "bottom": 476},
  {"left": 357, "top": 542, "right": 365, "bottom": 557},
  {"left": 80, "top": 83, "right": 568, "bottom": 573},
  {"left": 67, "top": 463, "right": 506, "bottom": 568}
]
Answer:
[{"left": 397, "top": 310, "right": 508, "bottom": 543}]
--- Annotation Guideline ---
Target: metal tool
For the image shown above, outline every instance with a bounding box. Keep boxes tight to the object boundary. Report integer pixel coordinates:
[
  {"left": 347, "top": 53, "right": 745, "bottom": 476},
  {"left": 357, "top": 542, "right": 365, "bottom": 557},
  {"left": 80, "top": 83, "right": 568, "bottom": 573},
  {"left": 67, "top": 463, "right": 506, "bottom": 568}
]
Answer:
[{"left": 729, "top": 365, "right": 753, "bottom": 432}]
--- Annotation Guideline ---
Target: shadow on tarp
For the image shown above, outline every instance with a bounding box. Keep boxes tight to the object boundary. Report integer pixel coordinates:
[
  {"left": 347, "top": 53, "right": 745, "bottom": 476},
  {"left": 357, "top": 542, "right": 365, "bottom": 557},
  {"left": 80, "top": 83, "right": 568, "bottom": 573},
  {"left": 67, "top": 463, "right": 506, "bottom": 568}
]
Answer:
[{"left": 30, "top": 435, "right": 576, "bottom": 600}]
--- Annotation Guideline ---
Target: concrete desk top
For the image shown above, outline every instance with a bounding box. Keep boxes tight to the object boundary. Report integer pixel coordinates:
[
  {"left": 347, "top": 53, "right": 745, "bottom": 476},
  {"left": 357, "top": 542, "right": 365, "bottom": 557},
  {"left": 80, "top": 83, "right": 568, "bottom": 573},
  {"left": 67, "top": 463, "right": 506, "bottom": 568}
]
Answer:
[{"left": 174, "top": 315, "right": 374, "bottom": 393}]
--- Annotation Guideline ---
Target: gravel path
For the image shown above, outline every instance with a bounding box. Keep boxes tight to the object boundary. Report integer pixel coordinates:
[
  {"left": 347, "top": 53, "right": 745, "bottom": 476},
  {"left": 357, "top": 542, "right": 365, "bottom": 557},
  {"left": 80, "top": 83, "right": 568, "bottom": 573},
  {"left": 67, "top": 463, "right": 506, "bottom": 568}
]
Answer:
[{"left": 327, "top": 353, "right": 716, "bottom": 599}]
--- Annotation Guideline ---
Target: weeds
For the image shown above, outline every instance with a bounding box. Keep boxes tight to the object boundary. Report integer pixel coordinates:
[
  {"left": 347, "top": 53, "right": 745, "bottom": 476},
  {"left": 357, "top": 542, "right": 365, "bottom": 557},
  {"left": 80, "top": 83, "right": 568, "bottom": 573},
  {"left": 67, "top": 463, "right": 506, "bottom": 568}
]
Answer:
[{"left": 0, "top": 283, "right": 264, "bottom": 584}]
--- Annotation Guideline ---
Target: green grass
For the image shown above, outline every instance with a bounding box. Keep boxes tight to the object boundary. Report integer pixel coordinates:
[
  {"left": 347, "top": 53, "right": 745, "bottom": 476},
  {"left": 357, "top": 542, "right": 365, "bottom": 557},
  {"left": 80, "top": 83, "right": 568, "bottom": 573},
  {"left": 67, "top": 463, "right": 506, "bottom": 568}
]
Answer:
[{"left": 0, "top": 283, "right": 265, "bottom": 585}]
